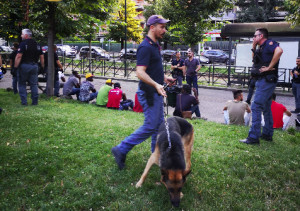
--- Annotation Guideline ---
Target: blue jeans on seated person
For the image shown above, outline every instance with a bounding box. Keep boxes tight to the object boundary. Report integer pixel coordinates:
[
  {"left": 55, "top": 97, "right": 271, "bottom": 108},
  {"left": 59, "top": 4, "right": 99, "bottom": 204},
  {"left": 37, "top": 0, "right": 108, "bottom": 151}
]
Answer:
[
  {"left": 191, "top": 104, "right": 201, "bottom": 117},
  {"left": 119, "top": 99, "right": 134, "bottom": 110},
  {"left": 81, "top": 92, "right": 98, "bottom": 102},
  {"left": 18, "top": 63, "right": 39, "bottom": 105},
  {"left": 68, "top": 88, "right": 80, "bottom": 100},
  {"left": 248, "top": 78, "right": 276, "bottom": 140},
  {"left": 116, "top": 89, "right": 164, "bottom": 154}
]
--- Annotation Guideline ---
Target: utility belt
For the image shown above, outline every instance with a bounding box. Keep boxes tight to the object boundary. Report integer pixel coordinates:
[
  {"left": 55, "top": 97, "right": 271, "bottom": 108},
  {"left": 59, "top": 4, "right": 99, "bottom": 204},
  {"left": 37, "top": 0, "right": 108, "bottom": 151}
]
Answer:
[
  {"left": 22, "top": 62, "right": 37, "bottom": 65},
  {"left": 251, "top": 63, "right": 277, "bottom": 83}
]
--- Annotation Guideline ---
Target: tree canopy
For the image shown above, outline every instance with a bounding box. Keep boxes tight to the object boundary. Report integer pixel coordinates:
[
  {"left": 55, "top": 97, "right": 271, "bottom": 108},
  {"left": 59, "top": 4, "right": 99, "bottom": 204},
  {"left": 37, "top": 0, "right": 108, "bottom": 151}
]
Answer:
[
  {"left": 145, "top": 0, "right": 232, "bottom": 50},
  {"left": 235, "top": 0, "right": 284, "bottom": 23},
  {"left": 107, "top": 0, "right": 143, "bottom": 49},
  {"left": 285, "top": 0, "right": 300, "bottom": 27},
  {"left": 0, "top": 0, "right": 116, "bottom": 44}
]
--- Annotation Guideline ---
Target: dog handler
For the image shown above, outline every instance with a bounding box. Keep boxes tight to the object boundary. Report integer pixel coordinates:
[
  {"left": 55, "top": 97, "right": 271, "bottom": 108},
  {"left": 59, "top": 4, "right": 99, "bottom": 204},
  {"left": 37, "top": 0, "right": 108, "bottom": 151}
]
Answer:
[{"left": 111, "top": 15, "right": 175, "bottom": 169}]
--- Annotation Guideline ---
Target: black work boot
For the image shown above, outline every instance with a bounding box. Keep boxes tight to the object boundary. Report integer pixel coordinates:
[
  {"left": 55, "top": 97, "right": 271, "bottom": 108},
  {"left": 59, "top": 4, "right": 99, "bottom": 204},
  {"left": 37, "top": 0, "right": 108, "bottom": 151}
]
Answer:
[
  {"left": 239, "top": 137, "right": 260, "bottom": 145},
  {"left": 111, "top": 146, "right": 126, "bottom": 170},
  {"left": 260, "top": 134, "right": 273, "bottom": 142}
]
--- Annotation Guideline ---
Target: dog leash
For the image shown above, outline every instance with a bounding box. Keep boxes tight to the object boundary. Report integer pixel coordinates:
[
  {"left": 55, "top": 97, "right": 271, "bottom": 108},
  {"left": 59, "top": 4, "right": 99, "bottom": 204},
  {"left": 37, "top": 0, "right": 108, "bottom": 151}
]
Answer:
[{"left": 163, "top": 82, "right": 175, "bottom": 149}]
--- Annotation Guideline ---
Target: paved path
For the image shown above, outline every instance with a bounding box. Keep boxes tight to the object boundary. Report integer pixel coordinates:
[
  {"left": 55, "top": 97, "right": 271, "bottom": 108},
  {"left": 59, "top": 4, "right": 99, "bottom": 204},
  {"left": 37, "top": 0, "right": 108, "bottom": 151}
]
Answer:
[{"left": 0, "top": 71, "right": 297, "bottom": 129}]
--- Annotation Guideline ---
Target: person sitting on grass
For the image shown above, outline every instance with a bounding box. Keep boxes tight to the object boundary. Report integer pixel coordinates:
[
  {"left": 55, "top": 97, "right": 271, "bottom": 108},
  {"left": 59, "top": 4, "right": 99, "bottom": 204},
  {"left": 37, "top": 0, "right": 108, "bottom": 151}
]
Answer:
[
  {"left": 173, "top": 84, "right": 201, "bottom": 118},
  {"left": 107, "top": 82, "right": 132, "bottom": 110},
  {"left": 271, "top": 93, "right": 291, "bottom": 130},
  {"left": 96, "top": 79, "right": 114, "bottom": 107},
  {"left": 63, "top": 70, "right": 81, "bottom": 100},
  {"left": 223, "top": 90, "right": 251, "bottom": 126},
  {"left": 79, "top": 73, "right": 98, "bottom": 103}
]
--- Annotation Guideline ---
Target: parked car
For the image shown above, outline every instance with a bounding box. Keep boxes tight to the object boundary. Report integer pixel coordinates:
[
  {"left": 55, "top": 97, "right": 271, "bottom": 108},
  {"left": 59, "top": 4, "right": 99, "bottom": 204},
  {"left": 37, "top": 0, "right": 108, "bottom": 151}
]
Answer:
[
  {"left": 195, "top": 55, "right": 210, "bottom": 64},
  {"left": 180, "top": 51, "right": 209, "bottom": 64},
  {"left": 201, "top": 50, "right": 234, "bottom": 64},
  {"left": 119, "top": 48, "right": 137, "bottom": 60},
  {"left": 0, "top": 46, "right": 12, "bottom": 53},
  {"left": 56, "top": 45, "right": 76, "bottom": 58},
  {"left": 161, "top": 49, "right": 176, "bottom": 61},
  {"left": 79, "top": 46, "right": 110, "bottom": 60}
]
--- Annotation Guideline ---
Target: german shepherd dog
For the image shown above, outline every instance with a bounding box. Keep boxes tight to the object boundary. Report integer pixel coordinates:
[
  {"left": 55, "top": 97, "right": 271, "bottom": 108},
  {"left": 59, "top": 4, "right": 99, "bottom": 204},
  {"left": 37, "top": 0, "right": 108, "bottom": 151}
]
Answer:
[{"left": 136, "top": 116, "right": 194, "bottom": 207}]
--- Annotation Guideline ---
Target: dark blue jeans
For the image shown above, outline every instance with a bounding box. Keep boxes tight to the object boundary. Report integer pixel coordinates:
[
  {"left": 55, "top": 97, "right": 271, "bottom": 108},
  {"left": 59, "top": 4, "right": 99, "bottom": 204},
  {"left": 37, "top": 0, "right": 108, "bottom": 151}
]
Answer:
[
  {"left": 248, "top": 78, "right": 276, "bottom": 140},
  {"left": 12, "top": 69, "right": 19, "bottom": 94},
  {"left": 18, "top": 63, "right": 39, "bottom": 105},
  {"left": 117, "top": 89, "right": 164, "bottom": 154},
  {"left": 191, "top": 104, "right": 201, "bottom": 117},
  {"left": 292, "top": 82, "right": 300, "bottom": 111},
  {"left": 68, "top": 88, "right": 80, "bottom": 100},
  {"left": 186, "top": 75, "right": 198, "bottom": 95}
]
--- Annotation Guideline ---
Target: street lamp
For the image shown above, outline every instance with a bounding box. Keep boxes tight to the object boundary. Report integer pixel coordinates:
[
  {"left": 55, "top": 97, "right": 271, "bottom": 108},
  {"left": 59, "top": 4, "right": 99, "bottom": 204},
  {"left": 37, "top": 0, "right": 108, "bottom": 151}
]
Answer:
[
  {"left": 45, "top": 0, "right": 62, "bottom": 96},
  {"left": 124, "top": 0, "right": 127, "bottom": 77}
]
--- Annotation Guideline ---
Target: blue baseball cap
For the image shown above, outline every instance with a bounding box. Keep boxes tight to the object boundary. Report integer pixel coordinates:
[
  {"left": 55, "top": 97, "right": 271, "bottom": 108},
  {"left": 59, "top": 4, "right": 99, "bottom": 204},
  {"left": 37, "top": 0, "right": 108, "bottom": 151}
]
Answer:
[{"left": 146, "top": 15, "right": 170, "bottom": 27}]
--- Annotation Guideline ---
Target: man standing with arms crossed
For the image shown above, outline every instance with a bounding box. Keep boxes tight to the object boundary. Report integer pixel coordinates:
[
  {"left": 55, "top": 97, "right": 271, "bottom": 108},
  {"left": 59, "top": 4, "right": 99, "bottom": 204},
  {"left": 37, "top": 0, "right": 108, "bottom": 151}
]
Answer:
[
  {"left": 240, "top": 28, "right": 283, "bottom": 144},
  {"left": 111, "top": 15, "right": 174, "bottom": 170},
  {"left": 184, "top": 50, "right": 201, "bottom": 95},
  {"left": 14, "top": 29, "right": 44, "bottom": 106}
]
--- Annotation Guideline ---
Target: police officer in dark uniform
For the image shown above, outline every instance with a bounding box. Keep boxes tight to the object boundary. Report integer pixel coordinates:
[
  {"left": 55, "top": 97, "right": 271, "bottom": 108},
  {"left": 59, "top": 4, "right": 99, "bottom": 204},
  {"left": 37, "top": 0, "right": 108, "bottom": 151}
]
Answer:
[
  {"left": 171, "top": 51, "right": 184, "bottom": 86},
  {"left": 9, "top": 42, "right": 19, "bottom": 94},
  {"left": 240, "top": 28, "right": 283, "bottom": 145},
  {"left": 291, "top": 57, "right": 300, "bottom": 113},
  {"left": 14, "top": 29, "right": 44, "bottom": 105}
]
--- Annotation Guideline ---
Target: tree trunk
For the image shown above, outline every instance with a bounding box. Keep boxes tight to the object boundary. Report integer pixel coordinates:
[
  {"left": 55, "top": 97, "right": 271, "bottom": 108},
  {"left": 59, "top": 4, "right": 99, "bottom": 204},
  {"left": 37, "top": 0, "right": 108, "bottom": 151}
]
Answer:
[{"left": 190, "top": 45, "right": 196, "bottom": 53}]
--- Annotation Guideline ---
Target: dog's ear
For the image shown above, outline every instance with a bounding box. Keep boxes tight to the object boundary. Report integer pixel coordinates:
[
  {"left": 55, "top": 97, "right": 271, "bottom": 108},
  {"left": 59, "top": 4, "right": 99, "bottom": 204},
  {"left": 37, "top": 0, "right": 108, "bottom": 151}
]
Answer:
[
  {"left": 183, "top": 169, "right": 191, "bottom": 178},
  {"left": 161, "top": 169, "right": 168, "bottom": 182}
]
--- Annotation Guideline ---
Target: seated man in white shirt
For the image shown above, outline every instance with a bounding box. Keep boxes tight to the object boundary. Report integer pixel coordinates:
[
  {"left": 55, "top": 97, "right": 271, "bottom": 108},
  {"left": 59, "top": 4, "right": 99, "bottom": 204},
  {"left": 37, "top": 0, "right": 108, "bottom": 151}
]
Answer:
[{"left": 223, "top": 90, "right": 251, "bottom": 126}]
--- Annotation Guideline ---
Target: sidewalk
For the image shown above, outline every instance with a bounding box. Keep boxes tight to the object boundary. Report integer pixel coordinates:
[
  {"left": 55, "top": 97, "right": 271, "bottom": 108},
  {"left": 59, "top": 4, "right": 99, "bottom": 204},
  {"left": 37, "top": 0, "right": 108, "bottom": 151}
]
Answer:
[{"left": 0, "top": 72, "right": 296, "bottom": 129}]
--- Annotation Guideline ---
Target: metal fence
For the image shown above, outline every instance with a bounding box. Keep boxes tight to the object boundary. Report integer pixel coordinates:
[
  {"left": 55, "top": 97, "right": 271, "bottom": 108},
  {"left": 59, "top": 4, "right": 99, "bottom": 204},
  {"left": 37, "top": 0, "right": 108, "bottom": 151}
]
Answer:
[{"left": 60, "top": 56, "right": 293, "bottom": 92}]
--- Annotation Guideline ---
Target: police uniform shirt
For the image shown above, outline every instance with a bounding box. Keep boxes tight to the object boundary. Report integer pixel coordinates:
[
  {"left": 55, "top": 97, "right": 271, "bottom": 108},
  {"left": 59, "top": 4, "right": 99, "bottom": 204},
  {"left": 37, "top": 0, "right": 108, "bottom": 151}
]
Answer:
[
  {"left": 44, "top": 52, "right": 59, "bottom": 69},
  {"left": 171, "top": 58, "right": 184, "bottom": 76},
  {"left": 17, "top": 39, "right": 42, "bottom": 64},
  {"left": 292, "top": 66, "right": 300, "bottom": 83},
  {"left": 259, "top": 39, "right": 280, "bottom": 71},
  {"left": 9, "top": 50, "right": 18, "bottom": 68},
  {"left": 136, "top": 36, "right": 164, "bottom": 85}
]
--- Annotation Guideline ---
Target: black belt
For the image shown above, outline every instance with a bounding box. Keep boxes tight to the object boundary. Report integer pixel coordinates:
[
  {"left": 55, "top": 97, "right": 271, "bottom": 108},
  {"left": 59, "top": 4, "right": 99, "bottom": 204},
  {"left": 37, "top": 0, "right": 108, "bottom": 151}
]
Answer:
[{"left": 22, "top": 62, "right": 37, "bottom": 65}]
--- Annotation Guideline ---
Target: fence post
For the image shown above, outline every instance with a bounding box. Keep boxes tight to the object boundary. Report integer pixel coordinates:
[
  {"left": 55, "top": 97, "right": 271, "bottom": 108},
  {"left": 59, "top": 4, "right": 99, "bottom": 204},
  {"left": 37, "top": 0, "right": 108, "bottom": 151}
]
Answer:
[{"left": 227, "top": 37, "right": 232, "bottom": 86}]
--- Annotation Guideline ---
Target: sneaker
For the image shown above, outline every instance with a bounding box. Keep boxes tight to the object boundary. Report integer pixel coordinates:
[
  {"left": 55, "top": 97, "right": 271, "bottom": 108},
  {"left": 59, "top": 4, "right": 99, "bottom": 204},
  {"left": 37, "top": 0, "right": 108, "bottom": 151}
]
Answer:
[
  {"left": 239, "top": 137, "right": 260, "bottom": 145},
  {"left": 111, "top": 146, "right": 126, "bottom": 170},
  {"left": 260, "top": 134, "right": 273, "bottom": 142}
]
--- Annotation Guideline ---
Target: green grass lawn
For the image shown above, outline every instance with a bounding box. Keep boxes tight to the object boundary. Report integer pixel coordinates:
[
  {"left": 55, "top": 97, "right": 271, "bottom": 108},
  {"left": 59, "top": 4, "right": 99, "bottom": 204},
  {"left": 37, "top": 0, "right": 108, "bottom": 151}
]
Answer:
[{"left": 0, "top": 89, "right": 299, "bottom": 210}]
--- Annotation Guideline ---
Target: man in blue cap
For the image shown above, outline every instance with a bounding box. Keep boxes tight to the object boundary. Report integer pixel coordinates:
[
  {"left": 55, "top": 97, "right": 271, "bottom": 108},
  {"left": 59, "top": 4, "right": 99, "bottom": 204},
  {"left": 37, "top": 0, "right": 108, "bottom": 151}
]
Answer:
[{"left": 111, "top": 15, "right": 175, "bottom": 169}]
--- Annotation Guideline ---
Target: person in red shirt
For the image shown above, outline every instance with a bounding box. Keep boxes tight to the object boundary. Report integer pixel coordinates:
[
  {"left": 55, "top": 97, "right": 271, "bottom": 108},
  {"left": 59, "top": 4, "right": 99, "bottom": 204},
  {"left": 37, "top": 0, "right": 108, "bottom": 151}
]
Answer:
[
  {"left": 107, "top": 82, "right": 127, "bottom": 109},
  {"left": 271, "top": 93, "right": 291, "bottom": 130},
  {"left": 133, "top": 93, "right": 143, "bottom": 113}
]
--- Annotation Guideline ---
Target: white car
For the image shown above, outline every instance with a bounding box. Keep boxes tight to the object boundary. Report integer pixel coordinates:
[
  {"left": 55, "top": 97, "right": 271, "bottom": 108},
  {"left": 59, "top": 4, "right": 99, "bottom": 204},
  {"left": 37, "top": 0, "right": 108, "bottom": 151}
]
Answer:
[{"left": 56, "top": 45, "right": 76, "bottom": 58}]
